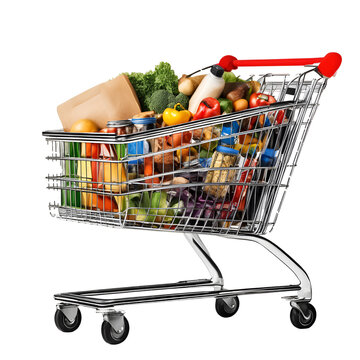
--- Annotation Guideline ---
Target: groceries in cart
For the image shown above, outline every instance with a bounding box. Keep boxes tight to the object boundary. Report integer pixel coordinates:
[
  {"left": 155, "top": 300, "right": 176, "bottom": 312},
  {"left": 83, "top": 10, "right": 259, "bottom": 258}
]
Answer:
[
  {"left": 46, "top": 53, "right": 342, "bottom": 344},
  {"left": 55, "top": 60, "right": 291, "bottom": 231}
]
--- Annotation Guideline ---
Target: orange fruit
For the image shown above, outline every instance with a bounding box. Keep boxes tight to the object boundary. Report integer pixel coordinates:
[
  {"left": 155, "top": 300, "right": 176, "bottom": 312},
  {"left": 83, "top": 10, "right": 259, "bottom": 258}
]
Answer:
[{"left": 70, "top": 119, "right": 99, "bottom": 132}]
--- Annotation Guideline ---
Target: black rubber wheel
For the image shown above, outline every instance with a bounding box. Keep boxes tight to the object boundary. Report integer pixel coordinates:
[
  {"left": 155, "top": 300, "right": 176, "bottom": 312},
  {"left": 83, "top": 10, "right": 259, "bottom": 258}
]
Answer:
[
  {"left": 290, "top": 302, "right": 316, "bottom": 329},
  {"left": 54, "top": 308, "right": 82, "bottom": 333},
  {"left": 215, "top": 296, "right": 240, "bottom": 318},
  {"left": 101, "top": 317, "right": 130, "bottom": 345}
]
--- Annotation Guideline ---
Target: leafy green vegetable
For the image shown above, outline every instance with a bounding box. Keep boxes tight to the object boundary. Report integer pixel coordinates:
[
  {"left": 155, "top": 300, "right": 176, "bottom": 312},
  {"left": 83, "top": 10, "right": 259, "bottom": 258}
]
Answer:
[
  {"left": 218, "top": 98, "right": 233, "bottom": 113},
  {"left": 223, "top": 71, "right": 245, "bottom": 83},
  {"left": 125, "top": 72, "right": 153, "bottom": 111},
  {"left": 223, "top": 72, "right": 237, "bottom": 83},
  {"left": 200, "top": 148, "right": 213, "bottom": 158},
  {"left": 127, "top": 192, "right": 155, "bottom": 222},
  {"left": 125, "top": 62, "right": 178, "bottom": 111},
  {"left": 153, "top": 62, "right": 179, "bottom": 96},
  {"left": 148, "top": 90, "right": 176, "bottom": 114},
  {"left": 150, "top": 191, "right": 168, "bottom": 217}
]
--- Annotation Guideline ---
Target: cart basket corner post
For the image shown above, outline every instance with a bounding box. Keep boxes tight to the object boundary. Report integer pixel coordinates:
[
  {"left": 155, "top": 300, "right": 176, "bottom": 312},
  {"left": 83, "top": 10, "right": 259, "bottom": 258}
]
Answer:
[{"left": 44, "top": 52, "right": 341, "bottom": 344}]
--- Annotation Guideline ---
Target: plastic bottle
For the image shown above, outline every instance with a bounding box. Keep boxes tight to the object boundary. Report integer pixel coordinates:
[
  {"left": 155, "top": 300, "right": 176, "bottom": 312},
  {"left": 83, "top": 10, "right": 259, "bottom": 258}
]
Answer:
[{"left": 188, "top": 65, "right": 225, "bottom": 114}]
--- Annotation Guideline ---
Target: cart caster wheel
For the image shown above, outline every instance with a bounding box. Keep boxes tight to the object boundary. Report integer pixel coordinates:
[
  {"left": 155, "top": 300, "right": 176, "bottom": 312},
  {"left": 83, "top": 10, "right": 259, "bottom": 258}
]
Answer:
[
  {"left": 215, "top": 296, "right": 240, "bottom": 318},
  {"left": 290, "top": 302, "right": 316, "bottom": 329},
  {"left": 101, "top": 317, "right": 130, "bottom": 345},
  {"left": 54, "top": 308, "right": 82, "bottom": 333}
]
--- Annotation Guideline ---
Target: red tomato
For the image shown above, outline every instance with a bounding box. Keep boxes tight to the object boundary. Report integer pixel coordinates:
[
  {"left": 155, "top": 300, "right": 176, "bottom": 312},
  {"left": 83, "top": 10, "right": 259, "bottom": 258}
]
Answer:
[
  {"left": 99, "top": 128, "right": 117, "bottom": 133},
  {"left": 249, "top": 93, "right": 276, "bottom": 108}
]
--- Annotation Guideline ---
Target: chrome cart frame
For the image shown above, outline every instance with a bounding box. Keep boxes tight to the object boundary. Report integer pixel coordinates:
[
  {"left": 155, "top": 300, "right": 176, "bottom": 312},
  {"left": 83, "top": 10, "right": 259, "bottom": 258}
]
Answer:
[
  {"left": 54, "top": 232, "right": 310, "bottom": 307},
  {"left": 45, "top": 53, "right": 341, "bottom": 344}
]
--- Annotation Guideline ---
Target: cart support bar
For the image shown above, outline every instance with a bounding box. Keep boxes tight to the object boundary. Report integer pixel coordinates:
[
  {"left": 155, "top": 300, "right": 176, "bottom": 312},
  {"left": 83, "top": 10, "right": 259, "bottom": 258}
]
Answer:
[{"left": 225, "top": 234, "right": 312, "bottom": 301}]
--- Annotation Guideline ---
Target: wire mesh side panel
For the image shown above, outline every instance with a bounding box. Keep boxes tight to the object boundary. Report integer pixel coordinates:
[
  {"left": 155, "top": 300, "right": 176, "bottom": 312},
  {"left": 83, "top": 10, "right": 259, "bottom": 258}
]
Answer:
[
  {"left": 45, "top": 72, "right": 326, "bottom": 235},
  {"left": 263, "top": 76, "right": 327, "bottom": 232}
]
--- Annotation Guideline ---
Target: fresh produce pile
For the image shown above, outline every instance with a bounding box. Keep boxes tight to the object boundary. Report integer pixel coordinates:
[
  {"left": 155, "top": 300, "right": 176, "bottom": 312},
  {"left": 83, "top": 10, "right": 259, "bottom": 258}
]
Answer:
[{"left": 59, "top": 61, "right": 288, "bottom": 229}]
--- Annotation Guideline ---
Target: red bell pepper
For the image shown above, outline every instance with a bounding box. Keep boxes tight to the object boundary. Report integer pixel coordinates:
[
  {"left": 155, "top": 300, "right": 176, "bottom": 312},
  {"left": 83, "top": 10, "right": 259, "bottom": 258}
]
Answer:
[
  {"left": 192, "top": 97, "right": 221, "bottom": 121},
  {"left": 91, "top": 128, "right": 117, "bottom": 188},
  {"left": 95, "top": 194, "right": 118, "bottom": 212},
  {"left": 91, "top": 143, "right": 100, "bottom": 188},
  {"left": 87, "top": 128, "right": 121, "bottom": 212},
  {"left": 275, "top": 109, "right": 285, "bottom": 124},
  {"left": 89, "top": 143, "right": 119, "bottom": 211},
  {"left": 231, "top": 158, "right": 257, "bottom": 211}
]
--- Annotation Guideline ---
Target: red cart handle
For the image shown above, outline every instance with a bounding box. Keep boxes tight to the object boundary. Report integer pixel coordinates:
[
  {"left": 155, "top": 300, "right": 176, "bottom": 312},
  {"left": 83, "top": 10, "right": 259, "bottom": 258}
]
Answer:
[{"left": 218, "top": 52, "right": 342, "bottom": 78}]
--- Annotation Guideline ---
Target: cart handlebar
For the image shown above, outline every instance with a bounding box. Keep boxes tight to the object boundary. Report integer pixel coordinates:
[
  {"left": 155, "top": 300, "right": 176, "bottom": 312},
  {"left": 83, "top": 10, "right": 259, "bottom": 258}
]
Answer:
[{"left": 218, "top": 52, "right": 342, "bottom": 78}]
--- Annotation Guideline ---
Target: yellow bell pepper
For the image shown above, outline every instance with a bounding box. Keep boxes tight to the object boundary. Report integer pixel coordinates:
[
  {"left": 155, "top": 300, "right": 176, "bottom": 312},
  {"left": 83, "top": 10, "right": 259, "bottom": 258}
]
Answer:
[
  {"left": 77, "top": 159, "right": 93, "bottom": 208},
  {"left": 240, "top": 142, "right": 263, "bottom": 157},
  {"left": 102, "top": 162, "right": 127, "bottom": 193},
  {"left": 176, "top": 147, "right": 198, "bottom": 159},
  {"left": 235, "top": 140, "right": 263, "bottom": 154},
  {"left": 239, "top": 134, "right": 260, "bottom": 146},
  {"left": 163, "top": 103, "right": 192, "bottom": 126}
]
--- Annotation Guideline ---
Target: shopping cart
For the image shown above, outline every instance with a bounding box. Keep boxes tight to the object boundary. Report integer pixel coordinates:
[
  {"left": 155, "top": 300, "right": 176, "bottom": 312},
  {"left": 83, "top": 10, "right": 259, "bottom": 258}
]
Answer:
[{"left": 43, "top": 53, "right": 341, "bottom": 344}]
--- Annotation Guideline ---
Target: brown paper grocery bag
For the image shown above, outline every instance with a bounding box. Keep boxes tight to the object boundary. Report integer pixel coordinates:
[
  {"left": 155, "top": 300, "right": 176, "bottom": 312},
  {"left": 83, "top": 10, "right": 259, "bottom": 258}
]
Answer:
[{"left": 57, "top": 74, "right": 141, "bottom": 131}]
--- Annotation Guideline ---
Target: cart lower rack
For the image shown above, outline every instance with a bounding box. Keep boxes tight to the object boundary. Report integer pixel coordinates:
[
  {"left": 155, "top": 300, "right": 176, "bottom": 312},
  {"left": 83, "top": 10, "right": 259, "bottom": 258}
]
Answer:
[{"left": 44, "top": 53, "right": 341, "bottom": 344}]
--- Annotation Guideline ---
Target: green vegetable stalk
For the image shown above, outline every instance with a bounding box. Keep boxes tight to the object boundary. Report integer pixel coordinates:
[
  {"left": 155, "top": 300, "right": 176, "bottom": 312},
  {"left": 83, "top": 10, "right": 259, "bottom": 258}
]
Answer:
[
  {"left": 126, "top": 191, "right": 184, "bottom": 224},
  {"left": 127, "top": 192, "right": 154, "bottom": 222},
  {"left": 61, "top": 142, "right": 81, "bottom": 208}
]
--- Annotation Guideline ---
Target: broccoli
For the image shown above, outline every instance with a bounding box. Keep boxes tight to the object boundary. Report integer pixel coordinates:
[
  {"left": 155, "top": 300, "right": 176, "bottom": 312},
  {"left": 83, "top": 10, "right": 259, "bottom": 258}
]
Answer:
[
  {"left": 175, "top": 93, "right": 189, "bottom": 109},
  {"left": 167, "top": 102, "right": 176, "bottom": 109},
  {"left": 147, "top": 90, "right": 176, "bottom": 114}
]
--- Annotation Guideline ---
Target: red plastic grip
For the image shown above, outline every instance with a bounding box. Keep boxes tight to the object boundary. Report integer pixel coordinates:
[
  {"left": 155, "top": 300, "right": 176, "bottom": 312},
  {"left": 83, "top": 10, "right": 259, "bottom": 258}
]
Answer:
[
  {"left": 317, "top": 52, "right": 342, "bottom": 78},
  {"left": 218, "top": 52, "right": 342, "bottom": 78}
]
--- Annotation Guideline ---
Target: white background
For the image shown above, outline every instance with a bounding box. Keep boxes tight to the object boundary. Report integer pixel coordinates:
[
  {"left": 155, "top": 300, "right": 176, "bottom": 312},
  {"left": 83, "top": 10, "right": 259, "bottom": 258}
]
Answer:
[{"left": 1, "top": 0, "right": 359, "bottom": 359}]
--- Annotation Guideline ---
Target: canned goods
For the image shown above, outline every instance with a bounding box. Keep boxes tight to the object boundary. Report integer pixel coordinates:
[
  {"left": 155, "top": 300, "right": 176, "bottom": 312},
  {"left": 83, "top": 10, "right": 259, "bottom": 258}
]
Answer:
[
  {"left": 128, "top": 117, "right": 157, "bottom": 178},
  {"left": 107, "top": 120, "right": 133, "bottom": 158}
]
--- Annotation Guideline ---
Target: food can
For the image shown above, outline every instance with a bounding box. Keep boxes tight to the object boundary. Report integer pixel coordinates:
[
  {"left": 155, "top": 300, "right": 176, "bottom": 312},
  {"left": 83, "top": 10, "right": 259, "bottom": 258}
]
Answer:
[
  {"left": 107, "top": 120, "right": 133, "bottom": 158},
  {"left": 128, "top": 117, "right": 157, "bottom": 177},
  {"left": 131, "top": 117, "right": 156, "bottom": 132}
]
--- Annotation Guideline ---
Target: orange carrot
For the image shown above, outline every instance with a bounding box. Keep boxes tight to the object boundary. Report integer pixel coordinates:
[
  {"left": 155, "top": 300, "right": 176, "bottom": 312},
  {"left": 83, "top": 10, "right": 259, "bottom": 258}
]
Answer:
[{"left": 144, "top": 156, "right": 160, "bottom": 184}]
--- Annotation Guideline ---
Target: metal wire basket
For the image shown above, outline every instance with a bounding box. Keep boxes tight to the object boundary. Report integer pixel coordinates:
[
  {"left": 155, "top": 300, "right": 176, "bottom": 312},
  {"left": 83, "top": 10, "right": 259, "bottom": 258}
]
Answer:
[{"left": 45, "top": 72, "right": 326, "bottom": 235}]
